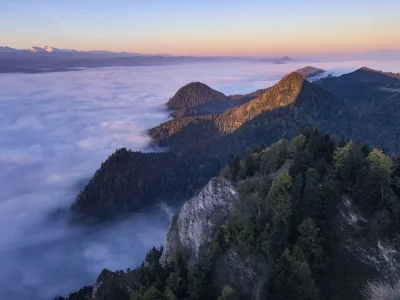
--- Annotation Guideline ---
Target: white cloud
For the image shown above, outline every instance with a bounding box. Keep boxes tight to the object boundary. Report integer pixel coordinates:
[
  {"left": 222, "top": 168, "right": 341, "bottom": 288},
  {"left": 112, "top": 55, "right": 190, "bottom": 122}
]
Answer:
[{"left": 0, "top": 60, "right": 399, "bottom": 299}]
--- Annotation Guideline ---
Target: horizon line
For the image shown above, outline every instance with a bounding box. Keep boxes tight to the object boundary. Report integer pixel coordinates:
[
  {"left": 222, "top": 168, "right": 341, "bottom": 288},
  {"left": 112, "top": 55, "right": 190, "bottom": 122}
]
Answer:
[{"left": 2, "top": 44, "right": 400, "bottom": 58}]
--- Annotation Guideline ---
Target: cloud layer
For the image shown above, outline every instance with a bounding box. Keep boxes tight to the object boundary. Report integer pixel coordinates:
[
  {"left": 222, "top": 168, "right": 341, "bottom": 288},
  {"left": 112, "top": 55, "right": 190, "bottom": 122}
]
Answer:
[{"left": 0, "top": 60, "right": 398, "bottom": 299}]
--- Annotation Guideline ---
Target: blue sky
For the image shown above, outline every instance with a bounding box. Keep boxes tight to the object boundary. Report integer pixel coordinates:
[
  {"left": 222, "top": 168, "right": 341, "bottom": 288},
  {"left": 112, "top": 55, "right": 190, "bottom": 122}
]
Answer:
[{"left": 1, "top": 0, "right": 399, "bottom": 55}]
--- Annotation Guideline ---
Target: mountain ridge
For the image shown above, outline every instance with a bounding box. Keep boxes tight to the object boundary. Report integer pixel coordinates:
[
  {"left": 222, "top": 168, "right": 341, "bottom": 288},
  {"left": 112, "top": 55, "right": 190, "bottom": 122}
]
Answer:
[
  {"left": 72, "top": 66, "right": 400, "bottom": 222},
  {"left": 0, "top": 45, "right": 146, "bottom": 56},
  {"left": 151, "top": 72, "right": 329, "bottom": 147},
  {"left": 72, "top": 69, "right": 342, "bottom": 220}
]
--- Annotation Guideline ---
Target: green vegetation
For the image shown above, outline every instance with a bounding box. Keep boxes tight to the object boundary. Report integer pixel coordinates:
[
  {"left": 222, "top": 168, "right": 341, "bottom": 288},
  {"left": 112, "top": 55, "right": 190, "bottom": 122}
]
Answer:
[
  {"left": 64, "top": 129, "right": 400, "bottom": 300},
  {"left": 72, "top": 148, "right": 223, "bottom": 220},
  {"left": 54, "top": 286, "right": 93, "bottom": 300}
]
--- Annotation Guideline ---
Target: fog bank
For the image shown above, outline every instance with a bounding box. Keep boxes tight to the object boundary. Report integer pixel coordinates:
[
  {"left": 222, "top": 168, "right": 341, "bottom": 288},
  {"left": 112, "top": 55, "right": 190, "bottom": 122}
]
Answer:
[{"left": 0, "top": 60, "right": 399, "bottom": 299}]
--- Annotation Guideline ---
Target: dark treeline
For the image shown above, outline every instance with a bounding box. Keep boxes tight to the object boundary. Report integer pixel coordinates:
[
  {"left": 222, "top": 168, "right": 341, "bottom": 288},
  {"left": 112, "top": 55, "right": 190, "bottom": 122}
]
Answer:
[{"left": 72, "top": 148, "right": 223, "bottom": 220}]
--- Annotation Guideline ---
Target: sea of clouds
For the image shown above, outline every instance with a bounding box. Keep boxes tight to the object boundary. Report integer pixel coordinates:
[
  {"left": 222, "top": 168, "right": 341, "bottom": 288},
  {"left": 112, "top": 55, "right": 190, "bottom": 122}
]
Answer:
[{"left": 0, "top": 60, "right": 399, "bottom": 299}]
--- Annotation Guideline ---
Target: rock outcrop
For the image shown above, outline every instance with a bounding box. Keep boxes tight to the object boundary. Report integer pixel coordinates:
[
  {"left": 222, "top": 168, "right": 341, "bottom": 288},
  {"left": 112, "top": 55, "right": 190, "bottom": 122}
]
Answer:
[
  {"left": 160, "top": 177, "right": 239, "bottom": 265},
  {"left": 336, "top": 196, "right": 400, "bottom": 281},
  {"left": 212, "top": 247, "right": 264, "bottom": 300}
]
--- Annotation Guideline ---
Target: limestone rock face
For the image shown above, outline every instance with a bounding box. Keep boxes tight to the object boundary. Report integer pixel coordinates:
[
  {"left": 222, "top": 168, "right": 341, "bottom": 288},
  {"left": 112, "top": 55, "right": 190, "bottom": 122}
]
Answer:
[
  {"left": 159, "top": 215, "right": 182, "bottom": 265},
  {"left": 336, "top": 196, "right": 400, "bottom": 281},
  {"left": 160, "top": 177, "right": 239, "bottom": 265},
  {"left": 212, "top": 247, "right": 264, "bottom": 300}
]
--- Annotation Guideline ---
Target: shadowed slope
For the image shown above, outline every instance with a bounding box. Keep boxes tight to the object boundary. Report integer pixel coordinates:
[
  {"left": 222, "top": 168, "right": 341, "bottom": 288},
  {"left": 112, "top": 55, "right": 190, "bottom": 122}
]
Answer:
[
  {"left": 167, "top": 82, "right": 266, "bottom": 117},
  {"left": 315, "top": 67, "right": 400, "bottom": 153},
  {"left": 315, "top": 67, "right": 400, "bottom": 104},
  {"left": 166, "top": 82, "right": 227, "bottom": 109}
]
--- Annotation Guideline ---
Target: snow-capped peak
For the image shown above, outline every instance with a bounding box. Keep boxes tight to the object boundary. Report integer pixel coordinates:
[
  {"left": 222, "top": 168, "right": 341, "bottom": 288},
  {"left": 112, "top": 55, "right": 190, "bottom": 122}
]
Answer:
[
  {"left": 0, "top": 45, "right": 147, "bottom": 56},
  {"left": 30, "top": 45, "right": 61, "bottom": 53}
]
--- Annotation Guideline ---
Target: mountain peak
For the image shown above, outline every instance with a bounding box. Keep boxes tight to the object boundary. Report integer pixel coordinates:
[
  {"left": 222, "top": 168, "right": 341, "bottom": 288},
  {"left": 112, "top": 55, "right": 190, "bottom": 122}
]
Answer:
[
  {"left": 352, "top": 67, "right": 400, "bottom": 80},
  {"left": 296, "top": 66, "right": 326, "bottom": 78},
  {"left": 184, "top": 82, "right": 212, "bottom": 89},
  {"left": 30, "top": 45, "right": 54, "bottom": 52},
  {"left": 278, "top": 72, "right": 307, "bottom": 86},
  {"left": 0, "top": 46, "right": 17, "bottom": 53},
  {"left": 358, "top": 66, "right": 376, "bottom": 72},
  {"left": 166, "top": 82, "right": 227, "bottom": 109}
]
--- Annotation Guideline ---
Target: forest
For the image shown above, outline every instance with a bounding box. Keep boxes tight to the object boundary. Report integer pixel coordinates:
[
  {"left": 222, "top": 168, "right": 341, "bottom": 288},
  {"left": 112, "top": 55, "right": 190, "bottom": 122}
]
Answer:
[
  {"left": 60, "top": 129, "right": 400, "bottom": 300},
  {"left": 74, "top": 67, "right": 400, "bottom": 220}
]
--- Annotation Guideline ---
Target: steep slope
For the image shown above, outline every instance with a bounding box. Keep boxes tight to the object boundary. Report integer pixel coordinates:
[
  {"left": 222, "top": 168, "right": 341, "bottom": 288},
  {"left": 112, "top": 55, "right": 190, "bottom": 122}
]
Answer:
[
  {"left": 166, "top": 82, "right": 227, "bottom": 109},
  {"left": 315, "top": 67, "right": 400, "bottom": 153},
  {"left": 158, "top": 130, "right": 400, "bottom": 300},
  {"left": 71, "top": 148, "right": 224, "bottom": 220},
  {"left": 62, "top": 130, "right": 400, "bottom": 300},
  {"left": 169, "top": 88, "right": 267, "bottom": 118},
  {"left": 214, "top": 72, "right": 322, "bottom": 133},
  {"left": 315, "top": 67, "right": 400, "bottom": 105},
  {"left": 153, "top": 67, "right": 400, "bottom": 155},
  {"left": 160, "top": 177, "right": 239, "bottom": 265},
  {"left": 151, "top": 72, "right": 341, "bottom": 148}
]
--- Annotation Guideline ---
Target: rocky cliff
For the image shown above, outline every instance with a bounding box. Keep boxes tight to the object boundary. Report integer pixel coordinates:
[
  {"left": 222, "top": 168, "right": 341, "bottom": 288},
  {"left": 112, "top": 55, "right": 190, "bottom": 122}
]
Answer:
[
  {"left": 157, "top": 130, "right": 400, "bottom": 300},
  {"left": 159, "top": 176, "right": 266, "bottom": 300},
  {"left": 336, "top": 196, "right": 400, "bottom": 281},
  {"left": 160, "top": 177, "right": 239, "bottom": 265},
  {"left": 61, "top": 130, "right": 400, "bottom": 300}
]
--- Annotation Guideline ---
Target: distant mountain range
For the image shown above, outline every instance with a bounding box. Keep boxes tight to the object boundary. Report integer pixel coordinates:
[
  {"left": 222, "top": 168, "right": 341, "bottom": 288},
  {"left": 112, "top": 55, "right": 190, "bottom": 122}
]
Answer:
[
  {"left": 0, "top": 45, "right": 148, "bottom": 56},
  {"left": 264, "top": 56, "right": 292, "bottom": 64},
  {"left": 0, "top": 46, "right": 294, "bottom": 74},
  {"left": 0, "top": 45, "right": 291, "bottom": 60}
]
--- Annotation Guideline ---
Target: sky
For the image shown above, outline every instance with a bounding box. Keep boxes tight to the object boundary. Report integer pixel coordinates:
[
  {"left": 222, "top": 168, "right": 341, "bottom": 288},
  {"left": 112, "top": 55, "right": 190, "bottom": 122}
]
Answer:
[{"left": 1, "top": 1, "right": 400, "bottom": 56}]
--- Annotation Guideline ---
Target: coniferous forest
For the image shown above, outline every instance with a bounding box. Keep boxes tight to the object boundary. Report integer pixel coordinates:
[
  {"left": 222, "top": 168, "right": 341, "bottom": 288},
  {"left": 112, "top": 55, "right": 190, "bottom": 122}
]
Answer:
[
  {"left": 59, "top": 129, "right": 400, "bottom": 300},
  {"left": 64, "top": 66, "right": 400, "bottom": 300}
]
